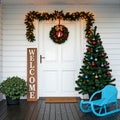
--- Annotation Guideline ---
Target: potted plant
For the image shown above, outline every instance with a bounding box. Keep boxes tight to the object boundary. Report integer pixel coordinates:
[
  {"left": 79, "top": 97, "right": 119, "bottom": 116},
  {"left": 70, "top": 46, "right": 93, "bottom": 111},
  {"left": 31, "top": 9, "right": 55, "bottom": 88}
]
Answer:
[{"left": 0, "top": 76, "right": 28, "bottom": 105}]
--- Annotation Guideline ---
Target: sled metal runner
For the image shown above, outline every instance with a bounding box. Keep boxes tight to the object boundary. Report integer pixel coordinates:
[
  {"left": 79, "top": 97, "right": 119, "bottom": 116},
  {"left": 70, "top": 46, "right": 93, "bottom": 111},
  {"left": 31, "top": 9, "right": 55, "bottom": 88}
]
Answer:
[{"left": 80, "top": 85, "right": 120, "bottom": 117}]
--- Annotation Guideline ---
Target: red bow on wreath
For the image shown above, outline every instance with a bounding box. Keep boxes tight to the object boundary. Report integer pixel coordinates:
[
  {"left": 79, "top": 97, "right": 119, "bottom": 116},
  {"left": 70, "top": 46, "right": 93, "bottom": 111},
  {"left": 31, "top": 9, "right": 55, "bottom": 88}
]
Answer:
[{"left": 57, "top": 19, "right": 63, "bottom": 37}]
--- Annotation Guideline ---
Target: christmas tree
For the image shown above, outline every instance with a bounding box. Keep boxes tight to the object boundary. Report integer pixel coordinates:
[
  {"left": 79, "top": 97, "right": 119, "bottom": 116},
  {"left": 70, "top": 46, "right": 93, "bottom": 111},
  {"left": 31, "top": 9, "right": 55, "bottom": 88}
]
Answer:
[{"left": 75, "top": 26, "right": 115, "bottom": 96}]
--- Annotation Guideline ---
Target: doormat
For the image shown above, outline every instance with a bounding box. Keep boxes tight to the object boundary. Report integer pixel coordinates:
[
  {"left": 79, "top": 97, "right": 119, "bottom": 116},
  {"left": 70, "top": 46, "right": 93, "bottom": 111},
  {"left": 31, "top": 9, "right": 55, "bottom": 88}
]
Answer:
[{"left": 45, "top": 97, "right": 77, "bottom": 103}]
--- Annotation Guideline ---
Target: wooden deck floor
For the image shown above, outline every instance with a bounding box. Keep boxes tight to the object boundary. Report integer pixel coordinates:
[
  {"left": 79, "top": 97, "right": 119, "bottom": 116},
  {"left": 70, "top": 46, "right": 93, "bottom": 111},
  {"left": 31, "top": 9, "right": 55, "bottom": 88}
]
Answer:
[{"left": 0, "top": 98, "right": 120, "bottom": 120}]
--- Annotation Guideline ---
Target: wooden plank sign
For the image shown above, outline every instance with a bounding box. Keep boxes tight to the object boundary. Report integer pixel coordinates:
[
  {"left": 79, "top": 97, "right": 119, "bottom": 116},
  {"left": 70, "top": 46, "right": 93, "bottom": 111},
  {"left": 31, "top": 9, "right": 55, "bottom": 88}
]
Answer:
[{"left": 27, "top": 48, "right": 37, "bottom": 101}]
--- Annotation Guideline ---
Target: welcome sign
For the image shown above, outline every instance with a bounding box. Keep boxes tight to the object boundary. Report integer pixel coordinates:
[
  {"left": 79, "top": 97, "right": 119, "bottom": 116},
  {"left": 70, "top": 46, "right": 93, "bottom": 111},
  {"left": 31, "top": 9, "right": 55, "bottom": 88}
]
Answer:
[{"left": 27, "top": 48, "right": 37, "bottom": 101}]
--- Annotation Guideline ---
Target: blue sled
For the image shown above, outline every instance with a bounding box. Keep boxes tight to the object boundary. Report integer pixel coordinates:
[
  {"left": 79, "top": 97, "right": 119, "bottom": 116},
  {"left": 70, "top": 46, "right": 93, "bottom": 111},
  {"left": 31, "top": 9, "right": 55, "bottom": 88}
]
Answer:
[{"left": 80, "top": 85, "right": 120, "bottom": 117}]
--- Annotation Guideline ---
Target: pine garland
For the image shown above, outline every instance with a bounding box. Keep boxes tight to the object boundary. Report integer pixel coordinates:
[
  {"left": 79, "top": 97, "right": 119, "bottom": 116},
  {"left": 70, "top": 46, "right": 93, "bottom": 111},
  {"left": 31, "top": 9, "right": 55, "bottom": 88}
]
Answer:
[{"left": 24, "top": 10, "right": 95, "bottom": 42}]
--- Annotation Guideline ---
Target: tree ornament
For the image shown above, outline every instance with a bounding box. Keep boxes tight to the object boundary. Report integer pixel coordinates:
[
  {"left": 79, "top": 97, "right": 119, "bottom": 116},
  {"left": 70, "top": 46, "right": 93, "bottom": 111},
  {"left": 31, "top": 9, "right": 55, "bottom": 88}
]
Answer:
[
  {"left": 86, "top": 48, "right": 90, "bottom": 51},
  {"left": 85, "top": 75, "right": 88, "bottom": 79},
  {"left": 86, "top": 66, "right": 89, "bottom": 69},
  {"left": 86, "top": 39, "right": 89, "bottom": 42},
  {"left": 92, "top": 73, "right": 95, "bottom": 75},
  {"left": 101, "top": 53, "right": 106, "bottom": 57},
  {"left": 96, "top": 49, "right": 99, "bottom": 53},
  {"left": 107, "top": 72, "right": 111, "bottom": 75},
  {"left": 92, "top": 41, "right": 96, "bottom": 45},
  {"left": 101, "top": 63, "right": 104, "bottom": 67},
  {"left": 93, "top": 38, "right": 95, "bottom": 41},
  {"left": 91, "top": 61, "right": 95, "bottom": 66},
  {"left": 94, "top": 58, "right": 98, "bottom": 61},
  {"left": 90, "top": 56, "right": 93, "bottom": 60},
  {"left": 104, "top": 63, "right": 107, "bottom": 67},
  {"left": 95, "top": 75, "right": 98, "bottom": 78}
]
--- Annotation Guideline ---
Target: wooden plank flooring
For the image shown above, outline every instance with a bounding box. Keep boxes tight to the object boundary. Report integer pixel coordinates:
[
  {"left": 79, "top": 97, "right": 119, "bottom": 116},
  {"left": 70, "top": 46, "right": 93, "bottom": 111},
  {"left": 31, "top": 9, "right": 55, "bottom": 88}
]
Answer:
[{"left": 0, "top": 98, "right": 120, "bottom": 120}]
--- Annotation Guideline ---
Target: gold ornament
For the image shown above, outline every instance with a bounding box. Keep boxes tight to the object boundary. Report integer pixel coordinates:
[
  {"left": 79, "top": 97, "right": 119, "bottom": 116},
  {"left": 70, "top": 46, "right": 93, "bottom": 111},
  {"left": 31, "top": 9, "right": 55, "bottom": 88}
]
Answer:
[{"left": 95, "top": 75, "right": 98, "bottom": 78}]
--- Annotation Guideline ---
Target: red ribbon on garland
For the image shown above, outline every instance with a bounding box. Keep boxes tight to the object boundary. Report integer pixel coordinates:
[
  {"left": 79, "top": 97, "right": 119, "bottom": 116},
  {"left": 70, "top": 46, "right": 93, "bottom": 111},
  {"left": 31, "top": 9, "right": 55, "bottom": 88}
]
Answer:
[
  {"left": 57, "top": 19, "right": 62, "bottom": 37},
  {"left": 58, "top": 19, "right": 60, "bottom": 25}
]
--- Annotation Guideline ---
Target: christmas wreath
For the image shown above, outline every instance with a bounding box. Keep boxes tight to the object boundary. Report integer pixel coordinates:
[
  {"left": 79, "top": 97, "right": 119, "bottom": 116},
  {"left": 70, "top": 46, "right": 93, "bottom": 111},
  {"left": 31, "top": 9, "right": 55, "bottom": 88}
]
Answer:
[{"left": 50, "top": 25, "right": 69, "bottom": 44}]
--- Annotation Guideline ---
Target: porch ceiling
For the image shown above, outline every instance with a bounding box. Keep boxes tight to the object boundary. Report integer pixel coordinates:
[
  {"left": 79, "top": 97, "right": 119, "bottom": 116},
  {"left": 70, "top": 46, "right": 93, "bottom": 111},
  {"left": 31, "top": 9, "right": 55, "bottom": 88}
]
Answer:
[{"left": 1, "top": 0, "right": 120, "bottom": 5}]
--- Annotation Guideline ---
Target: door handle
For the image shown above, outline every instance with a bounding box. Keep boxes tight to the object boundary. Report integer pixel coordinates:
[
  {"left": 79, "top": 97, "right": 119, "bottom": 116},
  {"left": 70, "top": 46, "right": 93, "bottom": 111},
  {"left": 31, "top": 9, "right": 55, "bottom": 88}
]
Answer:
[{"left": 40, "top": 55, "right": 45, "bottom": 63}]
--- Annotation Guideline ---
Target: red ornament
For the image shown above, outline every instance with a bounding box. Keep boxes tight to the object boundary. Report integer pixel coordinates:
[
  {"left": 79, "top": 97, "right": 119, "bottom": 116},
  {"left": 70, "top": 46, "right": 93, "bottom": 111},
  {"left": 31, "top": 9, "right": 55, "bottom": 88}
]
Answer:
[
  {"left": 104, "top": 63, "right": 107, "bottom": 66},
  {"left": 86, "top": 48, "right": 90, "bottom": 51},
  {"left": 92, "top": 41, "right": 96, "bottom": 45},
  {"left": 86, "top": 39, "right": 89, "bottom": 42},
  {"left": 107, "top": 72, "right": 111, "bottom": 75},
  {"left": 91, "top": 61, "right": 95, "bottom": 66},
  {"left": 56, "top": 30, "right": 63, "bottom": 37},
  {"left": 58, "top": 19, "right": 61, "bottom": 25},
  {"left": 101, "top": 53, "right": 106, "bottom": 57}
]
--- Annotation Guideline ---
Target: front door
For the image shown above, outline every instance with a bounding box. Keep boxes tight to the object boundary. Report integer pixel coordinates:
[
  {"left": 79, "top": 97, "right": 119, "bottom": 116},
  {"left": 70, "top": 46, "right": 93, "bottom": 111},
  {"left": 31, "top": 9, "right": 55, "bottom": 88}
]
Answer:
[{"left": 38, "top": 21, "right": 83, "bottom": 97}]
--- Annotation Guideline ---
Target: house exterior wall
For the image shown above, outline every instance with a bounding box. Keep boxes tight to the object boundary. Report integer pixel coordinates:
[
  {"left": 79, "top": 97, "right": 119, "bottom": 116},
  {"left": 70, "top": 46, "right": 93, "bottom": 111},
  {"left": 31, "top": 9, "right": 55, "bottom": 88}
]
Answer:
[
  {"left": 2, "top": 5, "right": 120, "bottom": 98},
  {"left": 0, "top": 4, "right": 2, "bottom": 80},
  {"left": 0, "top": 4, "right": 3, "bottom": 101}
]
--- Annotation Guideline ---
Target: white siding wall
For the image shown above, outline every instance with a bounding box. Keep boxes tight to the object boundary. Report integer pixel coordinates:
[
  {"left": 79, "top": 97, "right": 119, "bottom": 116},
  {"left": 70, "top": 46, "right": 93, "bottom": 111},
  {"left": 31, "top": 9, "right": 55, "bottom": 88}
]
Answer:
[
  {"left": 0, "top": 4, "right": 3, "bottom": 100},
  {"left": 2, "top": 5, "right": 120, "bottom": 97},
  {"left": 0, "top": 4, "right": 2, "bottom": 80}
]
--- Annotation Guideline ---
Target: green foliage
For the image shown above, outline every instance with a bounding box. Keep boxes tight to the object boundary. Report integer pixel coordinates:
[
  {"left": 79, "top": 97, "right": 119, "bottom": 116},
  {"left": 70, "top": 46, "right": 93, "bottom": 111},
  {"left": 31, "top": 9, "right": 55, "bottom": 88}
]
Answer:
[
  {"left": 75, "top": 26, "right": 115, "bottom": 95},
  {"left": 0, "top": 76, "right": 28, "bottom": 100},
  {"left": 25, "top": 10, "right": 95, "bottom": 42}
]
